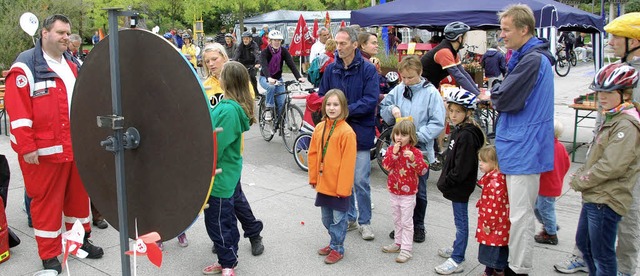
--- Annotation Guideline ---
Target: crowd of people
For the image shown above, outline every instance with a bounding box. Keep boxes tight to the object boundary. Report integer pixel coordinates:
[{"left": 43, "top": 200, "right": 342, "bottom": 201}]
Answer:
[{"left": 2, "top": 4, "right": 640, "bottom": 276}]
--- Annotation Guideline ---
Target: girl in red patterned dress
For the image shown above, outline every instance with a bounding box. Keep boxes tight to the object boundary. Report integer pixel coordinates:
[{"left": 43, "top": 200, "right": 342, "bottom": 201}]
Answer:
[
  {"left": 476, "top": 145, "right": 510, "bottom": 276},
  {"left": 381, "top": 118, "right": 429, "bottom": 263}
]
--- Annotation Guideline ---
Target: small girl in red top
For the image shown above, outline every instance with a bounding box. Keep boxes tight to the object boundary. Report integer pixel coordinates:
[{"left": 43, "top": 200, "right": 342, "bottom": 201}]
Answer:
[
  {"left": 381, "top": 118, "right": 429, "bottom": 263},
  {"left": 534, "top": 120, "right": 570, "bottom": 245},
  {"left": 476, "top": 145, "right": 510, "bottom": 276}
]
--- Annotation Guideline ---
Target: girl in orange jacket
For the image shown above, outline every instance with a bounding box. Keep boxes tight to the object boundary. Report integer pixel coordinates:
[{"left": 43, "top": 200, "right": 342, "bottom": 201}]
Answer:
[{"left": 308, "top": 89, "right": 357, "bottom": 265}]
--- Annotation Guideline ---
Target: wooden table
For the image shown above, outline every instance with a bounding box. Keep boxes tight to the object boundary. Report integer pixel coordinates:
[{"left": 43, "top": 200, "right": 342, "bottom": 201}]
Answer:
[{"left": 569, "top": 103, "right": 598, "bottom": 162}]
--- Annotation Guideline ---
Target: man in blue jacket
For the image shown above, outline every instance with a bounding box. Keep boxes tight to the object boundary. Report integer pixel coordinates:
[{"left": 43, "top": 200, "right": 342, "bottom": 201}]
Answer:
[
  {"left": 319, "top": 27, "right": 380, "bottom": 241},
  {"left": 481, "top": 41, "right": 507, "bottom": 90},
  {"left": 479, "top": 4, "right": 555, "bottom": 275}
]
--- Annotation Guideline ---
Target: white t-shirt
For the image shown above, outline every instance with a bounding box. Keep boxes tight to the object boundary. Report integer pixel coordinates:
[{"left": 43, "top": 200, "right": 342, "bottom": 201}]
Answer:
[
  {"left": 309, "top": 41, "right": 326, "bottom": 64},
  {"left": 43, "top": 51, "right": 76, "bottom": 113}
]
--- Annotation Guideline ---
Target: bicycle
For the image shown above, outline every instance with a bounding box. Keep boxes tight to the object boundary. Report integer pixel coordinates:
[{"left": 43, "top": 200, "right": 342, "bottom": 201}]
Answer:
[
  {"left": 555, "top": 45, "right": 571, "bottom": 77},
  {"left": 258, "top": 80, "right": 307, "bottom": 153}
]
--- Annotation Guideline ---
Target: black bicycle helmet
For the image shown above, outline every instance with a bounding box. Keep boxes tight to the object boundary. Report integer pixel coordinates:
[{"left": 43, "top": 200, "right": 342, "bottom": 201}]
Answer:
[{"left": 444, "top": 21, "right": 470, "bottom": 41}]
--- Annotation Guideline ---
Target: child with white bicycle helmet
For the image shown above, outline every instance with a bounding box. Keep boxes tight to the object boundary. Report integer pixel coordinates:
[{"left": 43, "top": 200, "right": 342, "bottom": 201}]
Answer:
[
  {"left": 570, "top": 62, "right": 640, "bottom": 276},
  {"left": 435, "top": 86, "right": 485, "bottom": 275}
]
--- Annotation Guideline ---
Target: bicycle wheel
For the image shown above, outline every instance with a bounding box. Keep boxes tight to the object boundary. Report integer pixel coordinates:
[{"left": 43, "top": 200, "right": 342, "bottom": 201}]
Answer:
[
  {"left": 282, "top": 104, "right": 304, "bottom": 153},
  {"left": 375, "top": 127, "right": 393, "bottom": 175},
  {"left": 258, "top": 98, "right": 275, "bottom": 141},
  {"left": 570, "top": 52, "right": 577, "bottom": 67},
  {"left": 292, "top": 132, "right": 312, "bottom": 171},
  {"left": 555, "top": 57, "right": 571, "bottom": 77}
]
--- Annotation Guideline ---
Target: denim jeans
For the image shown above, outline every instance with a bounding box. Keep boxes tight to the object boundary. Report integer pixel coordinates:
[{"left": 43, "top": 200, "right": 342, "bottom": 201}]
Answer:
[
  {"left": 451, "top": 202, "right": 469, "bottom": 264},
  {"left": 258, "top": 76, "right": 285, "bottom": 111},
  {"left": 321, "top": 206, "right": 348, "bottom": 255},
  {"left": 413, "top": 172, "right": 428, "bottom": 230},
  {"left": 576, "top": 203, "right": 622, "bottom": 276},
  {"left": 348, "top": 151, "right": 372, "bottom": 225},
  {"left": 534, "top": 195, "right": 558, "bottom": 235}
]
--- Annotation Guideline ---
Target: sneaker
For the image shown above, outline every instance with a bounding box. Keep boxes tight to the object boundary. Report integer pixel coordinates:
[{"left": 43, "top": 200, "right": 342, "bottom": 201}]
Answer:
[
  {"left": 414, "top": 228, "right": 426, "bottom": 243},
  {"left": 324, "top": 250, "right": 343, "bottom": 264},
  {"left": 81, "top": 235, "right": 104, "bottom": 259},
  {"left": 42, "top": 257, "right": 62, "bottom": 274},
  {"left": 178, "top": 233, "right": 189, "bottom": 247},
  {"left": 347, "top": 221, "right": 359, "bottom": 231},
  {"left": 617, "top": 272, "right": 631, "bottom": 276},
  {"left": 435, "top": 258, "right": 464, "bottom": 275},
  {"left": 92, "top": 219, "right": 108, "bottom": 229},
  {"left": 534, "top": 230, "right": 558, "bottom": 245},
  {"left": 221, "top": 268, "right": 235, "bottom": 276},
  {"left": 360, "top": 224, "right": 375, "bottom": 240},
  {"left": 249, "top": 236, "right": 264, "bottom": 256},
  {"left": 438, "top": 247, "right": 454, "bottom": 258},
  {"left": 554, "top": 255, "right": 589, "bottom": 273},
  {"left": 202, "top": 262, "right": 222, "bottom": 274},
  {"left": 318, "top": 245, "right": 331, "bottom": 256},
  {"left": 264, "top": 109, "right": 273, "bottom": 121},
  {"left": 395, "top": 249, "right": 413, "bottom": 263},
  {"left": 382, "top": 243, "right": 401, "bottom": 253}
]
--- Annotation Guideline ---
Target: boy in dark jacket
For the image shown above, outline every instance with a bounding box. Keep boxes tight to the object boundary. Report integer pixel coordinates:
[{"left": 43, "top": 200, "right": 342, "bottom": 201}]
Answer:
[{"left": 480, "top": 42, "right": 506, "bottom": 89}]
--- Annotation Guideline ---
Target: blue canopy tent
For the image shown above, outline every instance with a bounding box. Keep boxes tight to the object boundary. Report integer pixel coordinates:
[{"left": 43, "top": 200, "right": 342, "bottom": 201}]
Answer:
[{"left": 351, "top": 0, "right": 606, "bottom": 69}]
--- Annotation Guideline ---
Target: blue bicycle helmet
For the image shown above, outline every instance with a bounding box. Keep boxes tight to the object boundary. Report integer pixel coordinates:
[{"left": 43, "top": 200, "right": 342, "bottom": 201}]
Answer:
[
  {"left": 444, "top": 21, "right": 470, "bottom": 41},
  {"left": 163, "top": 32, "right": 173, "bottom": 39}
]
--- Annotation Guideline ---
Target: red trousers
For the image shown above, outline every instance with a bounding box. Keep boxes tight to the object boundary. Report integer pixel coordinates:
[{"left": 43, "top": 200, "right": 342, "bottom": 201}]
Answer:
[{"left": 19, "top": 160, "right": 91, "bottom": 260}]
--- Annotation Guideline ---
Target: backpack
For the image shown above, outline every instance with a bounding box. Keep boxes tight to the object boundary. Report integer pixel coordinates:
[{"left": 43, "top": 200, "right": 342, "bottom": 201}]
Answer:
[
  {"left": 307, "top": 56, "right": 325, "bottom": 87},
  {"left": 567, "top": 32, "right": 576, "bottom": 44}
]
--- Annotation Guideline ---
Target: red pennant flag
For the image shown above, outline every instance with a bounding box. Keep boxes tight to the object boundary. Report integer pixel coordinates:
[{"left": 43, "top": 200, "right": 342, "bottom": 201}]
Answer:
[
  {"left": 289, "top": 14, "right": 314, "bottom": 57},
  {"left": 125, "top": 232, "right": 163, "bottom": 268},
  {"left": 340, "top": 20, "right": 346, "bottom": 28},
  {"left": 312, "top": 19, "right": 319, "bottom": 39},
  {"left": 324, "top": 12, "right": 331, "bottom": 30}
]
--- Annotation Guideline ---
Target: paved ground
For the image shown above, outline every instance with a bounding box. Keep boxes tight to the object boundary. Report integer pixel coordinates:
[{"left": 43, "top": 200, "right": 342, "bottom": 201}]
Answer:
[{"left": 1, "top": 61, "right": 634, "bottom": 276}]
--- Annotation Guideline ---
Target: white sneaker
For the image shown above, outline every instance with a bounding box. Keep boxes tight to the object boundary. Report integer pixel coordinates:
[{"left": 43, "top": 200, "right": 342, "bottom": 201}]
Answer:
[
  {"left": 347, "top": 221, "right": 359, "bottom": 231},
  {"left": 360, "top": 224, "right": 375, "bottom": 240},
  {"left": 554, "top": 255, "right": 589, "bottom": 273},
  {"left": 438, "top": 247, "right": 453, "bottom": 258},
  {"left": 264, "top": 110, "right": 273, "bottom": 121},
  {"left": 434, "top": 258, "right": 464, "bottom": 275}
]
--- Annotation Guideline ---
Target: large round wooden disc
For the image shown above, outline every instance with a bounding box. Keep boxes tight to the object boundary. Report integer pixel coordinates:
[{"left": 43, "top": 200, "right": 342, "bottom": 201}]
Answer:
[{"left": 71, "top": 29, "right": 213, "bottom": 241}]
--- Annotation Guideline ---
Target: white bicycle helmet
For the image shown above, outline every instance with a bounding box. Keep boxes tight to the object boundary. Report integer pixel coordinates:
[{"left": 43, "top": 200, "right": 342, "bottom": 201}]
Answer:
[
  {"left": 385, "top": 71, "right": 399, "bottom": 83},
  {"left": 447, "top": 88, "right": 477, "bottom": 110},
  {"left": 268, "top": 30, "right": 283, "bottom": 40}
]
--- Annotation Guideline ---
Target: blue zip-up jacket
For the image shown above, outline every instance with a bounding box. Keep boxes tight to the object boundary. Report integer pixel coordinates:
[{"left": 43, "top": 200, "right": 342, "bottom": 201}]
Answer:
[
  {"left": 491, "top": 37, "right": 555, "bottom": 175},
  {"left": 318, "top": 48, "right": 380, "bottom": 150},
  {"left": 481, "top": 48, "right": 506, "bottom": 78},
  {"left": 379, "top": 79, "right": 445, "bottom": 163}
]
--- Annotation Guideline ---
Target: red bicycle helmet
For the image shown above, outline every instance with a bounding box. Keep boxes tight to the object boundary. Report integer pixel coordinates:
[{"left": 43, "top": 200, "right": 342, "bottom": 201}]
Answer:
[{"left": 590, "top": 63, "right": 639, "bottom": 92}]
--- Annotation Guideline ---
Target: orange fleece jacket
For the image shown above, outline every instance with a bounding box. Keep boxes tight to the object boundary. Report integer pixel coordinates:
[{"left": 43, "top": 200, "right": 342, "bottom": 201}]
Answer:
[{"left": 308, "top": 119, "right": 357, "bottom": 197}]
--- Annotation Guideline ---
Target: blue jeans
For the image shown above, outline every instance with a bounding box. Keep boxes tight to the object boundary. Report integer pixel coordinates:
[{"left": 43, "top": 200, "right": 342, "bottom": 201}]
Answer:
[
  {"left": 258, "top": 76, "right": 285, "bottom": 111},
  {"left": 321, "top": 206, "right": 348, "bottom": 255},
  {"left": 413, "top": 172, "right": 428, "bottom": 230},
  {"left": 534, "top": 195, "right": 558, "bottom": 235},
  {"left": 451, "top": 202, "right": 469, "bottom": 264},
  {"left": 348, "top": 151, "right": 372, "bottom": 225},
  {"left": 576, "top": 203, "right": 621, "bottom": 276}
]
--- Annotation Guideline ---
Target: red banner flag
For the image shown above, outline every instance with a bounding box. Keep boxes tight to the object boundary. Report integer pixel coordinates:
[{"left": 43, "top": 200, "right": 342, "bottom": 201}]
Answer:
[
  {"left": 289, "top": 14, "right": 315, "bottom": 57},
  {"left": 324, "top": 12, "right": 331, "bottom": 30},
  {"left": 312, "top": 19, "right": 319, "bottom": 39}
]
